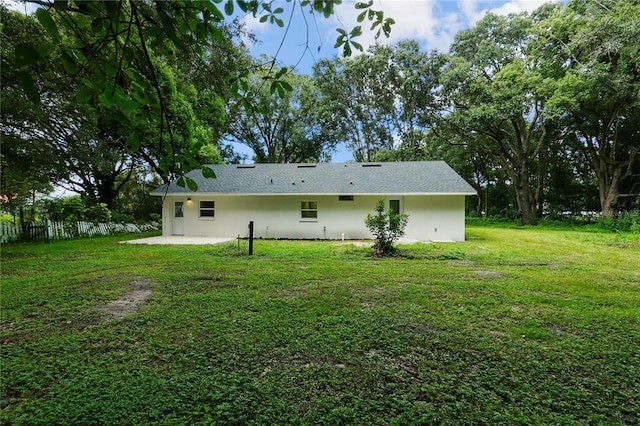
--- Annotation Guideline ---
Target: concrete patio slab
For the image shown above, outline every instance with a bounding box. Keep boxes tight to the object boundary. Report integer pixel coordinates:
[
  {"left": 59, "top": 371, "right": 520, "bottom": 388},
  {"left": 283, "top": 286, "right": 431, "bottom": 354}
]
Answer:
[
  {"left": 122, "top": 236, "right": 448, "bottom": 246},
  {"left": 122, "top": 236, "right": 235, "bottom": 245}
]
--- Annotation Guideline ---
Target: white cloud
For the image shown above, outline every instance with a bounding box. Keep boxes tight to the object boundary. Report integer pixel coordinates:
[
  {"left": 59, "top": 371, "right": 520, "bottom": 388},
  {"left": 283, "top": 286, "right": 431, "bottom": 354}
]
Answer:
[
  {"left": 489, "top": 0, "right": 555, "bottom": 16},
  {"left": 318, "top": 0, "right": 558, "bottom": 57},
  {"left": 458, "top": 0, "right": 482, "bottom": 25},
  {"left": 322, "top": 1, "right": 466, "bottom": 54},
  {"left": 1, "top": 0, "right": 38, "bottom": 14},
  {"left": 458, "top": 0, "right": 559, "bottom": 27}
]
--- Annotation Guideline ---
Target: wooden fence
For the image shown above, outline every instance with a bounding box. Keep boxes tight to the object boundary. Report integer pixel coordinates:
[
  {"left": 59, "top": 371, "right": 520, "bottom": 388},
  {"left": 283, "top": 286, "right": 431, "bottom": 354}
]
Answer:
[{"left": 0, "top": 220, "right": 158, "bottom": 243}]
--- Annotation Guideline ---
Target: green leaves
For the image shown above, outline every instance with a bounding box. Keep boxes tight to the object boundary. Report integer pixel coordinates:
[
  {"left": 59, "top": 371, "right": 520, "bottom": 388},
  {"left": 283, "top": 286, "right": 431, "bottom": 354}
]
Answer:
[
  {"left": 35, "top": 8, "right": 60, "bottom": 43},
  {"left": 355, "top": 1, "right": 373, "bottom": 10},
  {"left": 125, "top": 133, "right": 141, "bottom": 153},
  {"left": 365, "top": 199, "right": 409, "bottom": 256},
  {"left": 299, "top": 0, "right": 341, "bottom": 19},
  {"left": 267, "top": 66, "right": 293, "bottom": 97},
  {"left": 6, "top": 0, "right": 397, "bottom": 188},
  {"left": 334, "top": 26, "right": 365, "bottom": 56},
  {"left": 13, "top": 42, "right": 42, "bottom": 103},
  {"left": 259, "top": 3, "right": 285, "bottom": 27},
  {"left": 176, "top": 173, "right": 199, "bottom": 191},
  {"left": 15, "top": 73, "right": 40, "bottom": 104},
  {"left": 59, "top": 49, "right": 79, "bottom": 74},
  {"left": 236, "top": 0, "right": 260, "bottom": 14},
  {"left": 201, "top": 167, "right": 216, "bottom": 179},
  {"left": 224, "top": 0, "right": 234, "bottom": 16},
  {"left": 14, "top": 42, "right": 40, "bottom": 68},
  {"left": 336, "top": 1, "right": 393, "bottom": 56}
]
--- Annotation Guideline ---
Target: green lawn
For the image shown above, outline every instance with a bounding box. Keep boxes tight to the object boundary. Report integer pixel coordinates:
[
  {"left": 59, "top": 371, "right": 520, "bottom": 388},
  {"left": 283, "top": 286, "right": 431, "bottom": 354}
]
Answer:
[{"left": 1, "top": 227, "right": 639, "bottom": 425}]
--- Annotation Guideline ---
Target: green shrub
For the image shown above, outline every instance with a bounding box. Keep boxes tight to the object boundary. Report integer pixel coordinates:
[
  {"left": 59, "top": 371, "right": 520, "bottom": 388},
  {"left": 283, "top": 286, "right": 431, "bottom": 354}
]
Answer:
[
  {"left": 0, "top": 213, "right": 15, "bottom": 223},
  {"left": 365, "top": 199, "right": 409, "bottom": 256},
  {"left": 111, "top": 212, "right": 136, "bottom": 224},
  {"left": 44, "top": 197, "right": 115, "bottom": 223},
  {"left": 596, "top": 211, "right": 640, "bottom": 233},
  {"left": 85, "top": 203, "right": 112, "bottom": 223}
]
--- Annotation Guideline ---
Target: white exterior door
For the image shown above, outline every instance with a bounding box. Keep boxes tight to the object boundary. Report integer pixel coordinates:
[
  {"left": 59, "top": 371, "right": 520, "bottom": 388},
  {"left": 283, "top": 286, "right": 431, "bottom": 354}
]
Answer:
[{"left": 172, "top": 201, "right": 184, "bottom": 235}]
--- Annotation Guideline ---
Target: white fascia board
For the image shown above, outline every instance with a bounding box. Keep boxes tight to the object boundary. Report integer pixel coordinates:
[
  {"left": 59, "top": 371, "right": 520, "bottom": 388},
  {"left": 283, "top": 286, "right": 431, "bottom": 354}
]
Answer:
[{"left": 154, "top": 192, "right": 477, "bottom": 197}]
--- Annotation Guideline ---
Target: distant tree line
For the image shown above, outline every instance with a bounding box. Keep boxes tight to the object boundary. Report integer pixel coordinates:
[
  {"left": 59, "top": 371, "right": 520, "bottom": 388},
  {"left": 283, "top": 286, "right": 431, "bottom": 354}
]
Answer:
[
  {"left": 297, "top": 0, "right": 638, "bottom": 224},
  {"left": 2, "top": 1, "right": 638, "bottom": 226}
]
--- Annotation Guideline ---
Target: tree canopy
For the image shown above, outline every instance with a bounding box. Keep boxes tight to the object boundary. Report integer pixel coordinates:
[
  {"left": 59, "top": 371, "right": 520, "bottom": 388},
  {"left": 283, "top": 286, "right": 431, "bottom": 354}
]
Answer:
[
  {"left": 314, "top": 42, "right": 442, "bottom": 161},
  {"left": 225, "top": 62, "right": 336, "bottom": 163},
  {"left": 4, "top": 0, "right": 394, "bottom": 194},
  {"left": 3, "top": 0, "right": 639, "bottom": 224},
  {"left": 537, "top": 0, "right": 640, "bottom": 216}
]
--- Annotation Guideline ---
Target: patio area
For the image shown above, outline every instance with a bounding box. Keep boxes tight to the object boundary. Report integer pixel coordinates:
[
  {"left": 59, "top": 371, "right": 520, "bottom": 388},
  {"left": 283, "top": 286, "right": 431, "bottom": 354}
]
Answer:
[{"left": 122, "top": 236, "right": 235, "bottom": 245}]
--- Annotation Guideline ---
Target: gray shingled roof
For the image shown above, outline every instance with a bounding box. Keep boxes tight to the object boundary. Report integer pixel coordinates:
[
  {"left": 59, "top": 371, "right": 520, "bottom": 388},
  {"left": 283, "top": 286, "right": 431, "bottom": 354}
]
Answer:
[{"left": 151, "top": 161, "right": 476, "bottom": 196}]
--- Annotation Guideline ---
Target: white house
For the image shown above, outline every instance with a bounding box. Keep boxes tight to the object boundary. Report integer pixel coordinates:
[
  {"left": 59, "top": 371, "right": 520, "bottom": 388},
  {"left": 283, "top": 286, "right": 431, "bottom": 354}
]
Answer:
[{"left": 151, "top": 161, "right": 476, "bottom": 242}]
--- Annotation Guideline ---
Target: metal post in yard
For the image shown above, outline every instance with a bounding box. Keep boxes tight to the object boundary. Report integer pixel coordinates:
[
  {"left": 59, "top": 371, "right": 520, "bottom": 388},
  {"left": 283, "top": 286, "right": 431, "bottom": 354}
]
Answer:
[{"left": 248, "top": 221, "right": 254, "bottom": 255}]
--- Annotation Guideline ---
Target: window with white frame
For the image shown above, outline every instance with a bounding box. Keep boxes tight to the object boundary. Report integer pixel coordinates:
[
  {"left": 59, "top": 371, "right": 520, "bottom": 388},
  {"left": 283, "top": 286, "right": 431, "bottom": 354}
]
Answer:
[
  {"left": 300, "top": 201, "right": 318, "bottom": 219},
  {"left": 199, "top": 200, "right": 215, "bottom": 218}
]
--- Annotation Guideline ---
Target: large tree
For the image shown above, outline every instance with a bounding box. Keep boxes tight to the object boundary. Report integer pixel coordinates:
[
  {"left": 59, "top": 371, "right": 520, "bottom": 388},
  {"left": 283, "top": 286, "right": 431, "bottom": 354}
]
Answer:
[
  {"left": 439, "top": 8, "right": 559, "bottom": 225},
  {"left": 537, "top": 0, "right": 640, "bottom": 216},
  {"left": 225, "top": 65, "right": 335, "bottom": 163},
  {"left": 390, "top": 41, "right": 444, "bottom": 152},
  {"left": 314, "top": 42, "right": 441, "bottom": 161},
  {"left": 2, "top": 5, "right": 232, "bottom": 215},
  {"left": 314, "top": 44, "right": 397, "bottom": 161},
  {"left": 1, "top": 5, "right": 64, "bottom": 210}
]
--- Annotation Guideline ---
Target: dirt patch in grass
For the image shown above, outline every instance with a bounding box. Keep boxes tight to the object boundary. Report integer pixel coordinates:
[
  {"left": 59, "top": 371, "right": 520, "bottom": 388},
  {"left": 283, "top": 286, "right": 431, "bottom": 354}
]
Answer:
[
  {"left": 471, "top": 269, "right": 502, "bottom": 277},
  {"left": 333, "top": 241, "right": 372, "bottom": 247},
  {"left": 96, "top": 275, "right": 153, "bottom": 321},
  {"left": 277, "top": 288, "right": 309, "bottom": 299}
]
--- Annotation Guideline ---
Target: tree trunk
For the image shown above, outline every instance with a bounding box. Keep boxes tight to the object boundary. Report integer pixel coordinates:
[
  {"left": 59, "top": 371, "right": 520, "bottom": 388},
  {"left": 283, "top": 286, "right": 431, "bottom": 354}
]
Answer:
[
  {"left": 514, "top": 186, "right": 537, "bottom": 225},
  {"left": 535, "top": 150, "right": 546, "bottom": 219},
  {"left": 579, "top": 120, "right": 638, "bottom": 218},
  {"left": 599, "top": 167, "right": 622, "bottom": 217},
  {"left": 512, "top": 166, "right": 538, "bottom": 225}
]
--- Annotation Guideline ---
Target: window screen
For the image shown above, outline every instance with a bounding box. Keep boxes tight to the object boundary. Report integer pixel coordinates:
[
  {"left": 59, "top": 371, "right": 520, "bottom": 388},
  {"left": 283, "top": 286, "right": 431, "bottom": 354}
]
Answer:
[
  {"left": 199, "top": 200, "right": 215, "bottom": 218},
  {"left": 301, "top": 201, "right": 318, "bottom": 218}
]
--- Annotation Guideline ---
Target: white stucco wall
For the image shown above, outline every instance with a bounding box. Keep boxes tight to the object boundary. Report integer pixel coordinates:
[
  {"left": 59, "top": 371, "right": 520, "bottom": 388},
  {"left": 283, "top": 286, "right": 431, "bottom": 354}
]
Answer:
[
  {"left": 161, "top": 194, "right": 468, "bottom": 241},
  {"left": 403, "top": 195, "right": 467, "bottom": 241}
]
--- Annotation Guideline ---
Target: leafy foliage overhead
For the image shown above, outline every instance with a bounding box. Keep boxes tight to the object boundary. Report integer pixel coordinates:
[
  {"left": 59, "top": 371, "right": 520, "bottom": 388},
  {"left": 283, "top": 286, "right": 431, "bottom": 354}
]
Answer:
[{"left": 11, "top": 0, "right": 394, "bottom": 186}]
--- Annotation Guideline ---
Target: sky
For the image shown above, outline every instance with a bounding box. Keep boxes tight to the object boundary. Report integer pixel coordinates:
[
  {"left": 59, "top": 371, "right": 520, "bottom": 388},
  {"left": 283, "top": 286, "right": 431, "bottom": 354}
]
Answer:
[{"left": 239, "top": 0, "right": 557, "bottom": 75}]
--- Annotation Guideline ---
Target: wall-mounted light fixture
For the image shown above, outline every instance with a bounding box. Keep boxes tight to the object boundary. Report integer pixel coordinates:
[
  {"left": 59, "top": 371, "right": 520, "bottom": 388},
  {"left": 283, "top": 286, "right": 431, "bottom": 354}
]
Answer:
[{"left": 187, "top": 197, "right": 192, "bottom": 201}]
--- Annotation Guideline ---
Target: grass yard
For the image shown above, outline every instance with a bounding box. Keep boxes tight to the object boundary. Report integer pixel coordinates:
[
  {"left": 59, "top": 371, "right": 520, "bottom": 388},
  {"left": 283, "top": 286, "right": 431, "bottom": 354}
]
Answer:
[{"left": 1, "top": 227, "right": 639, "bottom": 425}]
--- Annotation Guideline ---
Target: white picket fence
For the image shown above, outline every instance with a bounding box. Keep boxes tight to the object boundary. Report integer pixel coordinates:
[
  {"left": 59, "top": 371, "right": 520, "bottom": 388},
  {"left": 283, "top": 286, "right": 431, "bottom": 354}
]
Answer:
[{"left": 0, "top": 220, "right": 159, "bottom": 243}]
